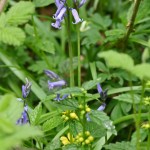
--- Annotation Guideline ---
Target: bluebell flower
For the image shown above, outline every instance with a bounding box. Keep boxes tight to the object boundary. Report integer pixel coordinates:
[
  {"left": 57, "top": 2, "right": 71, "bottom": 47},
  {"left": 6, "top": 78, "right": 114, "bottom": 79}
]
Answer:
[
  {"left": 22, "top": 78, "right": 32, "bottom": 99},
  {"left": 78, "top": 0, "right": 87, "bottom": 8},
  {"left": 44, "top": 69, "right": 60, "bottom": 80},
  {"left": 53, "top": 3, "right": 65, "bottom": 19},
  {"left": 70, "top": 8, "right": 83, "bottom": 24},
  {"left": 48, "top": 80, "right": 66, "bottom": 89},
  {"left": 97, "top": 103, "right": 106, "bottom": 111},
  {"left": 54, "top": 93, "right": 69, "bottom": 101},
  {"left": 16, "top": 105, "right": 29, "bottom": 125},
  {"left": 97, "top": 83, "right": 108, "bottom": 101}
]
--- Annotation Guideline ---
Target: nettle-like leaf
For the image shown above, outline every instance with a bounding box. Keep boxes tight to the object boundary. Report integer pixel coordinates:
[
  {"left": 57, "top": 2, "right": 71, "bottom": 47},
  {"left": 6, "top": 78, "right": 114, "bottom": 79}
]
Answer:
[
  {"left": 6, "top": 1, "right": 35, "bottom": 26},
  {"left": 98, "top": 50, "right": 134, "bottom": 72},
  {"left": 0, "top": 27, "right": 25, "bottom": 46},
  {"left": 30, "top": 102, "right": 42, "bottom": 125},
  {"left": 90, "top": 110, "right": 117, "bottom": 135},
  {"left": 104, "top": 141, "right": 136, "bottom": 150},
  {"left": 43, "top": 116, "right": 63, "bottom": 132},
  {"left": 33, "top": 0, "right": 54, "bottom": 7}
]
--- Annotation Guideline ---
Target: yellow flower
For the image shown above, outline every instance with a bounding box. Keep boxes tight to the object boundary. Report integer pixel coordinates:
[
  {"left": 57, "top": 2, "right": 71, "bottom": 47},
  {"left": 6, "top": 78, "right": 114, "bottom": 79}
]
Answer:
[{"left": 60, "top": 133, "right": 74, "bottom": 145}]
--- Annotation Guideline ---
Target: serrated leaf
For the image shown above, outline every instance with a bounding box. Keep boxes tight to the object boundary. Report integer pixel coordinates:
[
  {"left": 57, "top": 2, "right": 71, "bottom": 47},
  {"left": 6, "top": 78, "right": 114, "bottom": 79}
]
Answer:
[
  {"left": 0, "top": 13, "right": 7, "bottom": 28},
  {"left": 44, "top": 138, "right": 61, "bottom": 150},
  {"left": 56, "top": 87, "right": 84, "bottom": 95},
  {"left": 90, "top": 110, "right": 117, "bottom": 135},
  {"left": 6, "top": 1, "right": 35, "bottom": 25},
  {"left": 30, "top": 102, "right": 42, "bottom": 125},
  {"left": 104, "top": 141, "right": 136, "bottom": 150},
  {"left": 98, "top": 50, "right": 134, "bottom": 72},
  {"left": 43, "top": 116, "right": 63, "bottom": 132},
  {"left": 33, "top": 0, "right": 54, "bottom": 7},
  {"left": 82, "top": 78, "right": 101, "bottom": 90},
  {"left": 113, "top": 93, "right": 140, "bottom": 104},
  {"left": 0, "top": 27, "right": 25, "bottom": 46},
  {"left": 133, "top": 63, "right": 150, "bottom": 80},
  {"left": 85, "top": 122, "right": 106, "bottom": 138},
  {"left": 55, "top": 98, "right": 79, "bottom": 110}
]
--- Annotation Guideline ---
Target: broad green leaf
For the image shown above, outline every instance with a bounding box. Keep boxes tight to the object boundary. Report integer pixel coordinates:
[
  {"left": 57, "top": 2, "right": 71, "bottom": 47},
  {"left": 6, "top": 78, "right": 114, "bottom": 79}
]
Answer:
[
  {"left": 82, "top": 78, "right": 101, "bottom": 90},
  {"left": 33, "top": 0, "right": 54, "bottom": 7},
  {"left": 43, "top": 116, "right": 63, "bottom": 132},
  {"left": 113, "top": 93, "right": 141, "bottom": 104},
  {"left": 0, "top": 27, "right": 25, "bottom": 46},
  {"left": 111, "top": 103, "right": 123, "bottom": 120},
  {"left": 133, "top": 63, "right": 150, "bottom": 79},
  {"left": 142, "top": 48, "right": 150, "bottom": 63},
  {"left": 0, "top": 118, "right": 15, "bottom": 133},
  {"left": 0, "top": 125, "right": 42, "bottom": 150},
  {"left": 0, "top": 94, "right": 12, "bottom": 112},
  {"left": 56, "top": 87, "right": 85, "bottom": 95},
  {"left": 104, "top": 142, "right": 136, "bottom": 150},
  {"left": 90, "top": 110, "right": 117, "bottom": 135},
  {"left": 6, "top": 1, "right": 35, "bottom": 25},
  {"left": 30, "top": 102, "right": 42, "bottom": 125},
  {"left": 54, "top": 98, "right": 79, "bottom": 110},
  {"left": 85, "top": 122, "right": 106, "bottom": 138},
  {"left": 0, "top": 13, "right": 7, "bottom": 28},
  {"left": 98, "top": 50, "right": 134, "bottom": 72},
  {"left": 62, "top": 144, "right": 79, "bottom": 150}
]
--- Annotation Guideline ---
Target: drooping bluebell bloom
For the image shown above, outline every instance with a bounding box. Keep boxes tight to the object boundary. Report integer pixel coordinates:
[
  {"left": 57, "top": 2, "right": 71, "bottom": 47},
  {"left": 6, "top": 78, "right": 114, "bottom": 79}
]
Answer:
[
  {"left": 70, "top": 8, "right": 83, "bottom": 24},
  {"left": 97, "top": 83, "right": 108, "bottom": 101},
  {"left": 22, "top": 78, "right": 32, "bottom": 99},
  {"left": 53, "top": 2, "right": 65, "bottom": 19},
  {"left": 54, "top": 93, "right": 69, "bottom": 101},
  {"left": 78, "top": 0, "right": 87, "bottom": 8},
  {"left": 44, "top": 69, "right": 60, "bottom": 80},
  {"left": 51, "top": 0, "right": 86, "bottom": 29},
  {"left": 16, "top": 105, "right": 29, "bottom": 125},
  {"left": 48, "top": 80, "right": 66, "bottom": 90},
  {"left": 97, "top": 103, "right": 106, "bottom": 111}
]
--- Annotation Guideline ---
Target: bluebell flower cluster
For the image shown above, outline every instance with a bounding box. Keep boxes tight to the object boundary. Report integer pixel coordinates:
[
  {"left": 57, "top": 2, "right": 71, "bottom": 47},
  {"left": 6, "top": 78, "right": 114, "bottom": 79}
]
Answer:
[
  {"left": 16, "top": 105, "right": 29, "bottom": 125},
  {"left": 16, "top": 78, "right": 31, "bottom": 125},
  {"left": 86, "top": 83, "right": 108, "bottom": 121},
  {"left": 44, "top": 69, "right": 69, "bottom": 101},
  {"left": 51, "top": 0, "right": 86, "bottom": 29},
  {"left": 22, "top": 78, "right": 32, "bottom": 99}
]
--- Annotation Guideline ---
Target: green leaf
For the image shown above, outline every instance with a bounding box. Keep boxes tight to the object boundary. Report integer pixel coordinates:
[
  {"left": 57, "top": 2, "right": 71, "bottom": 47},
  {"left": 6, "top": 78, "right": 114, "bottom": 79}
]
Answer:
[
  {"left": 113, "top": 93, "right": 141, "bottom": 104},
  {"left": 82, "top": 78, "right": 101, "bottom": 90},
  {"left": 133, "top": 63, "right": 150, "bottom": 79},
  {"left": 85, "top": 122, "right": 106, "bottom": 138},
  {"left": 30, "top": 102, "right": 42, "bottom": 125},
  {"left": 6, "top": 1, "right": 35, "bottom": 25},
  {"left": 33, "top": 0, "right": 54, "bottom": 7},
  {"left": 43, "top": 116, "right": 63, "bottom": 132},
  {"left": 0, "top": 94, "right": 12, "bottom": 112},
  {"left": 105, "top": 29, "right": 125, "bottom": 42},
  {"left": 111, "top": 103, "right": 123, "bottom": 120},
  {"left": 0, "top": 125, "right": 42, "bottom": 150},
  {"left": 44, "top": 138, "right": 61, "bottom": 150},
  {"left": 56, "top": 87, "right": 85, "bottom": 95},
  {"left": 90, "top": 110, "right": 117, "bottom": 135},
  {"left": 55, "top": 98, "right": 79, "bottom": 110},
  {"left": 0, "top": 27, "right": 25, "bottom": 46},
  {"left": 98, "top": 50, "right": 134, "bottom": 72},
  {"left": 104, "top": 141, "right": 136, "bottom": 150}
]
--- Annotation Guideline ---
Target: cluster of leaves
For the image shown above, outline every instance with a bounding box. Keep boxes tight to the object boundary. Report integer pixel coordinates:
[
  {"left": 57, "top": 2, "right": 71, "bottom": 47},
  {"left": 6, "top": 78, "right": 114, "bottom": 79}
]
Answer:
[{"left": 0, "top": 0, "right": 150, "bottom": 150}]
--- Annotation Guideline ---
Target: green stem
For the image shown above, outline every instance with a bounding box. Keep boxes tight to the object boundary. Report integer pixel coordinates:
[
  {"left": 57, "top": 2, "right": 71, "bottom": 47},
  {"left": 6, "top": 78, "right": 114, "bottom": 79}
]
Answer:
[
  {"left": 113, "top": 113, "right": 148, "bottom": 125},
  {"left": 123, "top": 0, "right": 142, "bottom": 46},
  {"left": 67, "top": 8, "right": 74, "bottom": 87},
  {"left": 77, "top": 24, "right": 81, "bottom": 87}
]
